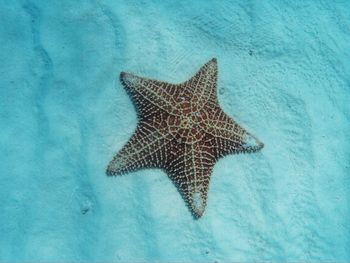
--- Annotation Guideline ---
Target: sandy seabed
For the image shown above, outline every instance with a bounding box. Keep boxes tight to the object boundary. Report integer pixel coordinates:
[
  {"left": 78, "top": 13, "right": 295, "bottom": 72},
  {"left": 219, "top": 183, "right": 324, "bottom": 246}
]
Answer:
[{"left": 0, "top": 1, "right": 349, "bottom": 261}]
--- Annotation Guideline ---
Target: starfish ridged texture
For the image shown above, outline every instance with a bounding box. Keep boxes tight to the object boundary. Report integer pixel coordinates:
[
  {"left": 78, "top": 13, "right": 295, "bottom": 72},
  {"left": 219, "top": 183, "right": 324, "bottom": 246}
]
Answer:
[{"left": 107, "top": 58, "right": 263, "bottom": 218}]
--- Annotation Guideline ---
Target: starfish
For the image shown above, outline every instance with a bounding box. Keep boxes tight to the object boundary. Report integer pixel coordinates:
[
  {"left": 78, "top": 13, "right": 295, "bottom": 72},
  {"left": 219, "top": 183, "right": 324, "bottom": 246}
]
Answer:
[{"left": 107, "top": 58, "right": 263, "bottom": 218}]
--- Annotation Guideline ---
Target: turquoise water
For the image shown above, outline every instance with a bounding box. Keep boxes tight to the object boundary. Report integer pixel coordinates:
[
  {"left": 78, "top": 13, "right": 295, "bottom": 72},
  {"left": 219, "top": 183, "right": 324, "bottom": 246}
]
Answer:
[{"left": 1, "top": 0, "right": 350, "bottom": 261}]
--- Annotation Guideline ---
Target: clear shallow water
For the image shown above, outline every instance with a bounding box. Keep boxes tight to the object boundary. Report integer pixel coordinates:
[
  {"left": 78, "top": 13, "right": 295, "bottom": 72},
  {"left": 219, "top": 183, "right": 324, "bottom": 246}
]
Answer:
[{"left": 0, "top": 0, "right": 349, "bottom": 261}]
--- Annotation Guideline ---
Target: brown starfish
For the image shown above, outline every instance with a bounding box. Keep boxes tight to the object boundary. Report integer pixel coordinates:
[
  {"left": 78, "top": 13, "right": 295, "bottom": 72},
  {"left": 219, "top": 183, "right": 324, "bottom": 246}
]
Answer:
[{"left": 107, "top": 58, "right": 263, "bottom": 218}]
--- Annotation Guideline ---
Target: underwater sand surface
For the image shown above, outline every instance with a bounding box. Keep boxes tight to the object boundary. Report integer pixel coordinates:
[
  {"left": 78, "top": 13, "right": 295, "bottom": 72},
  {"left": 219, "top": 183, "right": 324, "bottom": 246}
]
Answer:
[{"left": 0, "top": 0, "right": 349, "bottom": 261}]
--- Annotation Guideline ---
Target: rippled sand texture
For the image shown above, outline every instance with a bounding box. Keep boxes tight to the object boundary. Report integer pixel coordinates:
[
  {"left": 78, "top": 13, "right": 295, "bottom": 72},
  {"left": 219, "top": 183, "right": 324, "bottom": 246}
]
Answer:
[{"left": 0, "top": 1, "right": 349, "bottom": 261}]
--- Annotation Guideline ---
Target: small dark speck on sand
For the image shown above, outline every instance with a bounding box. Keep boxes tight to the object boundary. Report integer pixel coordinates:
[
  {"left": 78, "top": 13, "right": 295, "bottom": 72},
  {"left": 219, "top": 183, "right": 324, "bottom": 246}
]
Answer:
[{"left": 81, "top": 207, "right": 90, "bottom": 214}]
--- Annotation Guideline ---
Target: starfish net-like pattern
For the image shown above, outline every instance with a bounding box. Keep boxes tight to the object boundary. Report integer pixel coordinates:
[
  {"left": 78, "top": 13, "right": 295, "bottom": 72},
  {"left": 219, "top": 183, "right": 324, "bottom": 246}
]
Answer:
[{"left": 107, "top": 58, "right": 263, "bottom": 218}]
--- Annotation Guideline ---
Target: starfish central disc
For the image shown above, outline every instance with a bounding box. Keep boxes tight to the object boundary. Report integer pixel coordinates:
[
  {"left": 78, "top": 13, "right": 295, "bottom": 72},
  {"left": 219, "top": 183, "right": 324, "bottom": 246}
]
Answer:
[{"left": 167, "top": 111, "right": 205, "bottom": 144}]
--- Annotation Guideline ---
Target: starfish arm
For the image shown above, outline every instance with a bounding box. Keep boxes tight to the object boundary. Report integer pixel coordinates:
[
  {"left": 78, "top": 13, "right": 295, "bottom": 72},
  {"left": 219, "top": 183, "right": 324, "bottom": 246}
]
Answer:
[
  {"left": 106, "top": 122, "right": 171, "bottom": 175},
  {"left": 120, "top": 72, "right": 179, "bottom": 115},
  {"left": 165, "top": 143, "right": 216, "bottom": 218},
  {"left": 202, "top": 109, "right": 264, "bottom": 156},
  {"left": 185, "top": 58, "right": 218, "bottom": 110}
]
